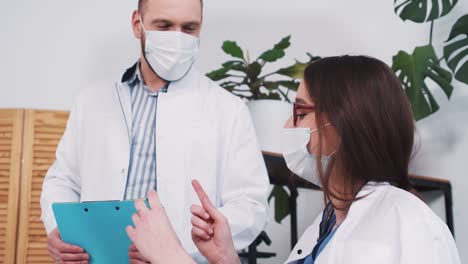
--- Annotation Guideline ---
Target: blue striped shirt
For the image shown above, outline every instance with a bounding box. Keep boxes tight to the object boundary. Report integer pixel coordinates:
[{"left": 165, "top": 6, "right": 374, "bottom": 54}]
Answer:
[{"left": 123, "top": 64, "right": 169, "bottom": 200}]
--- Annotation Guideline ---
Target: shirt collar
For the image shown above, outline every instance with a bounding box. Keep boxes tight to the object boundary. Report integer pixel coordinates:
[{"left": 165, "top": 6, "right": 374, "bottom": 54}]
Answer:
[
  {"left": 122, "top": 60, "right": 169, "bottom": 93},
  {"left": 127, "top": 61, "right": 142, "bottom": 87},
  {"left": 121, "top": 62, "right": 138, "bottom": 83}
]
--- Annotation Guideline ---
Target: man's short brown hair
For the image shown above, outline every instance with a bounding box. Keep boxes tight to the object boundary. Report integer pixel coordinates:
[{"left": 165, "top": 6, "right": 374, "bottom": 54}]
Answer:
[{"left": 138, "top": 0, "right": 203, "bottom": 16}]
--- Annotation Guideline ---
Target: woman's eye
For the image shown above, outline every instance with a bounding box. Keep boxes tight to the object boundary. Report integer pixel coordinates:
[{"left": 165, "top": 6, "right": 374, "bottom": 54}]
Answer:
[{"left": 296, "top": 114, "right": 307, "bottom": 119}]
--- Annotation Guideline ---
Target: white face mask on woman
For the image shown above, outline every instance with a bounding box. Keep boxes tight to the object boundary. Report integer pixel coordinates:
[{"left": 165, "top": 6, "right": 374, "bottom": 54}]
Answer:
[
  {"left": 140, "top": 19, "right": 200, "bottom": 81},
  {"left": 281, "top": 124, "right": 331, "bottom": 187}
]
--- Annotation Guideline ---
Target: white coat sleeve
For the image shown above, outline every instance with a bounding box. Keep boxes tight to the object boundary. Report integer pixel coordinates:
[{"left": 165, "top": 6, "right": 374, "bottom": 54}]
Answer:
[
  {"left": 40, "top": 102, "right": 82, "bottom": 235},
  {"left": 400, "top": 219, "right": 461, "bottom": 264},
  {"left": 217, "top": 102, "right": 270, "bottom": 250}
]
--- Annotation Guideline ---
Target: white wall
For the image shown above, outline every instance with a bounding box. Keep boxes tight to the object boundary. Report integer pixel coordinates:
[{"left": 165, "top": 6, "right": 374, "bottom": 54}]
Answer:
[{"left": 1, "top": 0, "right": 467, "bottom": 263}]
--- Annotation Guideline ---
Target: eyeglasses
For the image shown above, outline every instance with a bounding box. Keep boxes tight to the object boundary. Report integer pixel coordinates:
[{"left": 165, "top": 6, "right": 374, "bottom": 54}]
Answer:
[{"left": 293, "top": 102, "right": 315, "bottom": 126}]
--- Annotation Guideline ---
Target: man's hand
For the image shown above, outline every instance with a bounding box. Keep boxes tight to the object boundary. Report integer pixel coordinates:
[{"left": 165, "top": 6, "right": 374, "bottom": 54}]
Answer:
[
  {"left": 47, "top": 228, "right": 89, "bottom": 264},
  {"left": 190, "top": 180, "right": 240, "bottom": 264}
]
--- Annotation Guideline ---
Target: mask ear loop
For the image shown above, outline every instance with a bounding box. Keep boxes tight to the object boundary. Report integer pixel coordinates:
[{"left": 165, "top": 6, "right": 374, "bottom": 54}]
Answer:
[
  {"left": 309, "top": 122, "right": 332, "bottom": 134},
  {"left": 139, "top": 15, "right": 159, "bottom": 78},
  {"left": 139, "top": 15, "right": 147, "bottom": 34},
  {"left": 305, "top": 123, "right": 332, "bottom": 157},
  {"left": 316, "top": 123, "right": 338, "bottom": 157}
]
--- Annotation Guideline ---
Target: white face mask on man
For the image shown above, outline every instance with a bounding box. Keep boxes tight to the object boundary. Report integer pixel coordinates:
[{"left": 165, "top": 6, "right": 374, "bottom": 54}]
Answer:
[
  {"left": 140, "top": 18, "right": 200, "bottom": 81},
  {"left": 281, "top": 124, "right": 332, "bottom": 187}
]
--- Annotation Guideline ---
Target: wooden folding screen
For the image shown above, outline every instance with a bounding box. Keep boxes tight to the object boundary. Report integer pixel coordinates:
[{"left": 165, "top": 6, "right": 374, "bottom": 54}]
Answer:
[
  {"left": 0, "top": 110, "right": 23, "bottom": 263},
  {"left": 0, "top": 109, "right": 69, "bottom": 264}
]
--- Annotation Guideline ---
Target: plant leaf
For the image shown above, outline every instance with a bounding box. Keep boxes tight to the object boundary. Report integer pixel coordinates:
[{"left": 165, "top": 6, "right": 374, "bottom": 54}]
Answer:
[
  {"left": 231, "top": 62, "right": 248, "bottom": 73},
  {"left": 207, "top": 60, "right": 247, "bottom": 81},
  {"left": 276, "top": 53, "right": 321, "bottom": 79},
  {"left": 394, "top": 0, "right": 458, "bottom": 23},
  {"left": 274, "top": 35, "right": 291, "bottom": 50},
  {"left": 206, "top": 67, "right": 230, "bottom": 81},
  {"left": 259, "top": 49, "right": 286, "bottom": 63},
  {"left": 258, "top": 92, "right": 281, "bottom": 100},
  {"left": 263, "top": 81, "right": 279, "bottom": 91},
  {"left": 222, "top": 60, "right": 243, "bottom": 68},
  {"left": 444, "top": 14, "right": 468, "bottom": 85},
  {"left": 247, "top": 62, "right": 262, "bottom": 81},
  {"left": 221, "top": 85, "right": 236, "bottom": 92},
  {"left": 265, "top": 92, "right": 282, "bottom": 100},
  {"left": 222, "top": 41, "right": 244, "bottom": 59},
  {"left": 277, "top": 80, "right": 300, "bottom": 91},
  {"left": 258, "top": 36, "right": 291, "bottom": 63},
  {"left": 268, "top": 185, "right": 290, "bottom": 223},
  {"left": 392, "top": 45, "right": 453, "bottom": 120}
]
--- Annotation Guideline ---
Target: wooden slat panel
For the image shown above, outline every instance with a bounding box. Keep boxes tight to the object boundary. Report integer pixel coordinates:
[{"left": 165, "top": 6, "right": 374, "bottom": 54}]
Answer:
[
  {"left": 0, "top": 109, "right": 24, "bottom": 263},
  {"left": 16, "top": 110, "right": 69, "bottom": 264}
]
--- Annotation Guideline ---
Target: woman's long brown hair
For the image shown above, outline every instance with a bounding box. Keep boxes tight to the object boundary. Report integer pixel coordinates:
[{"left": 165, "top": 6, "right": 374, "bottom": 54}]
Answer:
[{"left": 303, "top": 55, "right": 416, "bottom": 209}]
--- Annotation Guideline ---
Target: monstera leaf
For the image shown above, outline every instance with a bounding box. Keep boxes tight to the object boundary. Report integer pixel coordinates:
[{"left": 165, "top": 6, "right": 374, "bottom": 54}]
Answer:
[
  {"left": 394, "top": 0, "right": 458, "bottom": 23},
  {"left": 392, "top": 45, "right": 453, "bottom": 120},
  {"left": 444, "top": 14, "right": 468, "bottom": 85}
]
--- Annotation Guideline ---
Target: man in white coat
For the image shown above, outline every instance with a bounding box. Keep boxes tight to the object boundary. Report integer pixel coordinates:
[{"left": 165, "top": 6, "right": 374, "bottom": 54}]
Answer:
[{"left": 40, "top": 0, "right": 269, "bottom": 263}]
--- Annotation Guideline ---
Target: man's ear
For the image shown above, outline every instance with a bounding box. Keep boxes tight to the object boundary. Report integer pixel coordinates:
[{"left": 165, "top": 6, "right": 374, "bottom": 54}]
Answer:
[{"left": 131, "top": 10, "right": 142, "bottom": 39}]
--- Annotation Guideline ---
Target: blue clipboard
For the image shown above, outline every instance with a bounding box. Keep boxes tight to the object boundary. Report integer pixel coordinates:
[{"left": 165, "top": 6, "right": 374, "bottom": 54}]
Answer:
[{"left": 52, "top": 200, "right": 147, "bottom": 264}]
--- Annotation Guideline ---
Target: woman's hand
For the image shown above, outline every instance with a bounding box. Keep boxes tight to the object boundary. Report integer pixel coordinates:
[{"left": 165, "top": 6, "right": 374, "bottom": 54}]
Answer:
[
  {"left": 190, "top": 180, "right": 240, "bottom": 264},
  {"left": 126, "top": 190, "right": 195, "bottom": 264}
]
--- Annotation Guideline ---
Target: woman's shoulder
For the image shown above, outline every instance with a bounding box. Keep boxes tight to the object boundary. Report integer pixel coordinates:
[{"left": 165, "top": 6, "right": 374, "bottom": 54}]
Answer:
[
  {"left": 343, "top": 183, "right": 451, "bottom": 241},
  {"left": 334, "top": 183, "right": 460, "bottom": 263},
  {"left": 379, "top": 184, "right": 460, "bottom": 263},
  {"left": 362, "top": 183, "right": 453, "bottom": 241},
  {"left": 378, "top": 184, "right": 440, "bottom": 222}
]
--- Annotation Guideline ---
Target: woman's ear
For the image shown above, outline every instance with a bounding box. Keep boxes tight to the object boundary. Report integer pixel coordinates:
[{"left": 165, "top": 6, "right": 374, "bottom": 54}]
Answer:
[{"left": 322, "top": 124, "right": 340, "bottom": 156}]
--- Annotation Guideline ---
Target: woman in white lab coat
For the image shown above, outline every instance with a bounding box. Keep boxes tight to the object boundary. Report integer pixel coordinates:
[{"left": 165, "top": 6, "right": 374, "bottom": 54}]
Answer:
[{"left": 126, "top": 55, "right": 461, "bottom": 264}]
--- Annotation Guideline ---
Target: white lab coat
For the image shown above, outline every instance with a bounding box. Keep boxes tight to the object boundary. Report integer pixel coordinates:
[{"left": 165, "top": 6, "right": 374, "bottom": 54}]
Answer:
[
  {"left": 40, "top": 65, "right": 270, "bottom": 259},
  {"left": 285, "top": 182, "right": 461, "bottom": 264}
]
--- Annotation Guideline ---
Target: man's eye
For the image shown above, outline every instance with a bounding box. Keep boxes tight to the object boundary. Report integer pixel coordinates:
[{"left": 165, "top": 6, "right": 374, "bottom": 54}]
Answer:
[{"left": 183, "top": 27, "right": 196, "bottom": 32}]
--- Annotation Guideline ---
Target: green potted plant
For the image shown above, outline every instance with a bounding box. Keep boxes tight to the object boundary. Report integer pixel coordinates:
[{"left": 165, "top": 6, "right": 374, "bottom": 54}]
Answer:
[
  {"left": 207, "top": 36, "right": 319, "bottom": 224},
  {"left": 207, "top": 35, "right": 319, "bottom": 154}
]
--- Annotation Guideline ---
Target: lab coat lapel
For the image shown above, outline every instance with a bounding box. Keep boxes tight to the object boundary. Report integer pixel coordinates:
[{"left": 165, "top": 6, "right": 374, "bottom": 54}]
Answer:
[
  {"left": 285, "top": 182, "right": 388, "bottom": 264},
  {"left": 317, "top": 182, "right": 388, "bottom": 264},
  {"left": 115, "top": 82, "right": 132, "bottom": 143},
  {"left": 154, "top": 68, "right": 199, "bottom": 232}
]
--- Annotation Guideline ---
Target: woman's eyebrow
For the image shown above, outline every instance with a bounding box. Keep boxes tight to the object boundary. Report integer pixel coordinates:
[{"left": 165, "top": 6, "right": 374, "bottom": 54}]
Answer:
[{"left": 295, "top": 98, "right": 309, "bottom": 104}]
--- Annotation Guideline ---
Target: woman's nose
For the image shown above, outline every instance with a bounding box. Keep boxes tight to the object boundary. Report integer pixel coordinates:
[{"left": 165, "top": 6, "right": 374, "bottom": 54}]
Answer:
[{"left": 284, "top": 116, "right": 294, "bottom": 128}]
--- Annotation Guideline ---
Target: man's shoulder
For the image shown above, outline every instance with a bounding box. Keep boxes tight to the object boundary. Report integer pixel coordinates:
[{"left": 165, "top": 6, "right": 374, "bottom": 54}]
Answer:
[
  {"left": 72, "top": 78, "right": 121, "bottom": 109},
  {"left": 77, "top": 79, "right": 117, "bottom": 99},
  {"left": 194, "top": 70, "right": 244, "bottom": 109}
]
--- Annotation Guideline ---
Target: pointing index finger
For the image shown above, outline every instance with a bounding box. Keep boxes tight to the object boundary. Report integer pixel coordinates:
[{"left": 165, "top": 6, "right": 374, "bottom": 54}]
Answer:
[{"left": 191, "top": 180, "right": 220, "bottom": 220}]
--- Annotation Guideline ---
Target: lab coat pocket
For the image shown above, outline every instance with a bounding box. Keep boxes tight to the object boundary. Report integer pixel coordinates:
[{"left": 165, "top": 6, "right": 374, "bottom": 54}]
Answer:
[{"left": 335, "top": 241, "right": 394, "bottom": 264}]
